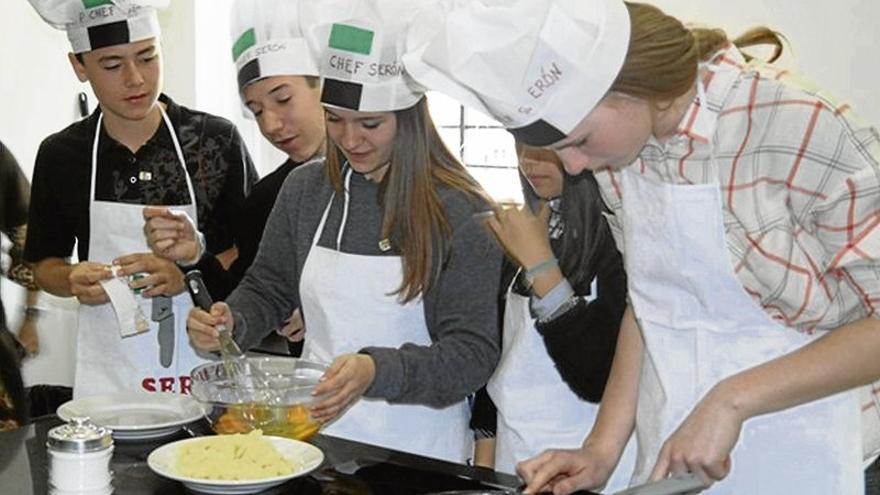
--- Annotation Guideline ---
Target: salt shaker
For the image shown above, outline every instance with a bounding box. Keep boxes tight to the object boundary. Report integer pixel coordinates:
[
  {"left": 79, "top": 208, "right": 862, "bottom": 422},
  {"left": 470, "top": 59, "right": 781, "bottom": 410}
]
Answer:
[{"left": 47, "top": 417, "right": 114, "bottom": 493}]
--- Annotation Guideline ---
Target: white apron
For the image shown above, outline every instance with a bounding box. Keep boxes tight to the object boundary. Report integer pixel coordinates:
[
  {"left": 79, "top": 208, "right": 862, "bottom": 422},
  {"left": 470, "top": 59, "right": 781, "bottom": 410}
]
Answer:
[
  {"left": 487, "top": 282, "right": 635, "bottom": 490},
  {"left": 299, "top": 169, "right": 470, "bottom": 463},
  {"left": 75, "top": 109, "right": 213, "bottom": 399},
  {"left": 620, "top": 166, "right": 863, "bottom": 493}
]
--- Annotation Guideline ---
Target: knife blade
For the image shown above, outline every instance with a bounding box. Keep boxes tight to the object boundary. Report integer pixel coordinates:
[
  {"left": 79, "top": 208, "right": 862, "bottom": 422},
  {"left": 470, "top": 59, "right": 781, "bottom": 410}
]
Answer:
[
  {"left": 152, "top": 295, "right": 174, "bottom": 368},
  {"left": 612, "top": 472, "right": 703, "bottom": 495}
]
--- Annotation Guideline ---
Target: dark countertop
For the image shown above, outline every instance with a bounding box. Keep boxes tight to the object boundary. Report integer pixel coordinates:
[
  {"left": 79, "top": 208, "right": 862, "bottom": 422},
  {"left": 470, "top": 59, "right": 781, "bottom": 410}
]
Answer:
[{"left": 0, "top": 415, "right": 599, "bottom": 495}]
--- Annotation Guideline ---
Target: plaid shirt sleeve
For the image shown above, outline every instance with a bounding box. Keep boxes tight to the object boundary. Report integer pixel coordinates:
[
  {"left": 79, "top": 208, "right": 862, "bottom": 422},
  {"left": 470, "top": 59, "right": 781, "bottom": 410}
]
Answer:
[{"left": 805, "top": 114, "right": 880, "bottom": 320}]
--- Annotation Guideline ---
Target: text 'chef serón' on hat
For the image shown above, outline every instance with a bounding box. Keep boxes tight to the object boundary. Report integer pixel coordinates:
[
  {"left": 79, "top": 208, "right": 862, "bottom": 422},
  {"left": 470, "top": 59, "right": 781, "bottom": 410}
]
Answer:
[
  {"left": 28, "top": 0, "right": 168, "bottom": 54},
  {"left": 300, "top": 0, "right": 432, "bottom": 112},
  {"left": 404, "top": 0, "right": 631, "bottom": 147},
  {"left": 230, "top": 0, "right": 319, "bottom": 102}
]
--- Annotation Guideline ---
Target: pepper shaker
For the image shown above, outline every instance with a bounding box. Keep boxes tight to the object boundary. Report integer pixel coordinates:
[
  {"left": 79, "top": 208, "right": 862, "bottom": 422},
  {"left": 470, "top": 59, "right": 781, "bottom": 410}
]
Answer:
[{"left": 47, "top": 417, "right": 114, "bottom": 493}]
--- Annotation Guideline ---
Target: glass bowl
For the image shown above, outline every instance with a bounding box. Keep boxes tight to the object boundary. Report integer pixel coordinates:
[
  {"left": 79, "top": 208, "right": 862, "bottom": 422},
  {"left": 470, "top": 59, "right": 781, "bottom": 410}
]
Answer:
[{"left": 189, "top": 356, "right": 327, "bottom": 441}]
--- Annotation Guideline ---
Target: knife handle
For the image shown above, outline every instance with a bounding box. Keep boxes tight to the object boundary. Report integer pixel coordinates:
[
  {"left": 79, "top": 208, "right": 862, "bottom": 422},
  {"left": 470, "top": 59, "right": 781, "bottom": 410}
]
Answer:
[
  {"left": 78, "top": 92, "right": 89, "bottom": 118},
  {"left": 184, "top": 270, "right": 214, "bottom": 311}
]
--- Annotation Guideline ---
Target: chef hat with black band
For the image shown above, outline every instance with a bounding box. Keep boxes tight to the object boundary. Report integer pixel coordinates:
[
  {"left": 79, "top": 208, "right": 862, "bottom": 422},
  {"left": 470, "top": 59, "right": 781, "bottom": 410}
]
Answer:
[
  {"left": 230, "top": 0, "right": 318, "bottom": 99},
  {"left": 28, "top": 0, "right": 168, "bottom": 54},
  {"left": 300, "top": 0, "right": 431, "bottom": 112},
  {"left": 404, "top": 0, "right": 630, "bottom": 147}
]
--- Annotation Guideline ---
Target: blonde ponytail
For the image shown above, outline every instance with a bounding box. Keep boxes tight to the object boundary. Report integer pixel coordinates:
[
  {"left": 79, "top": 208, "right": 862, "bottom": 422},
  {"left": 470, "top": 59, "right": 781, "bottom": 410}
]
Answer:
[{"left": 610, "top": 3, "right": 787, "bottom": 103}]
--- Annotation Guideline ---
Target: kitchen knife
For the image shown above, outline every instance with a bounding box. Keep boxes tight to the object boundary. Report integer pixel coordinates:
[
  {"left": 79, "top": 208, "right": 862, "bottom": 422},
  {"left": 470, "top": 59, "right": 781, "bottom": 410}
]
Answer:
[
  {"left": 612, "top": 472, "right": 704, "bottom": 495},
  {"left": 152, "top": 295, "right": 174, "bottom": 367}
]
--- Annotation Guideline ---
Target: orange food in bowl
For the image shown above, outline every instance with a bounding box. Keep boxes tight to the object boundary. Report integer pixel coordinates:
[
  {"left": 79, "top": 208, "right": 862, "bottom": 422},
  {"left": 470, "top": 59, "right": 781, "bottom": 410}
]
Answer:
[
  {"left": 190, "top": 357, "right": 328, "bottom": 442},
  {"left": 214, "top": 410, "right": 250, "bottom": 434},
  {"left": 286, "top": 405, "right": 309, "bottom": 424},
  {"left": 212, "top": 404, "right": 321, "bottom": 441}
]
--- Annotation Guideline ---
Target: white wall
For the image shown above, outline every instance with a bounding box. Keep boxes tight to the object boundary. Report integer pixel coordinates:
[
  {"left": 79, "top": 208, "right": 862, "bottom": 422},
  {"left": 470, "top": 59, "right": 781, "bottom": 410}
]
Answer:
[
  {"left": 651, "top": 0, "right": 880, "bottom": 127},
  {"left": 0, "top": 1, "right": 94, "bottom": 180},
  {"left": 158, "top": 1, "right": 196, "bottom": 108},
  {"left": 192, "top": 0, "right": 287, "bottom": 177}
]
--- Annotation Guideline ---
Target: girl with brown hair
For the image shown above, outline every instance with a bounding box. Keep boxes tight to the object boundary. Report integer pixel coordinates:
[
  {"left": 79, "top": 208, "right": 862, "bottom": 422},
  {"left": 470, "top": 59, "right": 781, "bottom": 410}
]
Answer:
[
  {"left": 469, "top": 141, "right": 635, "bottom": 490},
  {"left": 186, "top": 0, "right": 502, "bottom": 463},
  {"left": 408, "top": 0, "right": 880, "bottom": 492}
]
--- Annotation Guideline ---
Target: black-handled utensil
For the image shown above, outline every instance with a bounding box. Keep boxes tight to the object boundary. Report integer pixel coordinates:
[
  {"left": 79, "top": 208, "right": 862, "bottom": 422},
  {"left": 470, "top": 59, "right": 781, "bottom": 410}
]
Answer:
[{"left": 184, "top": 270, "right": 244, "bottom": 358}]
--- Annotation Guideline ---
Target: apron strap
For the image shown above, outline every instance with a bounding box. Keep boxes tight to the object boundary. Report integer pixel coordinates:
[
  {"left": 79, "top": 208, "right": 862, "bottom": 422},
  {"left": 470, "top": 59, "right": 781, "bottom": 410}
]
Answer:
[
  {"left": 158, "top": 107, "right": 199, "bottom": 225},
  {"left": 311, "top": 164, "right": 352, "bottom": 251},
  {"left": 337, "top": 167, "right": 352, "bottom": 251},
  {"left": 89, "top": 113, "right": 104, "bottom": 202}
]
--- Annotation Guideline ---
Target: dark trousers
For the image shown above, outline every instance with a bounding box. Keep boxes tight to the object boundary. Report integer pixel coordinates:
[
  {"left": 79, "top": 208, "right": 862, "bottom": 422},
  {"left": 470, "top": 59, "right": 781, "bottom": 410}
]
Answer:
[
  {"left": 868, "top": 455, "right": 880, "bottom": 495},
  {"left": 0, "top": 328, "right": 26, "bottom": 424}
]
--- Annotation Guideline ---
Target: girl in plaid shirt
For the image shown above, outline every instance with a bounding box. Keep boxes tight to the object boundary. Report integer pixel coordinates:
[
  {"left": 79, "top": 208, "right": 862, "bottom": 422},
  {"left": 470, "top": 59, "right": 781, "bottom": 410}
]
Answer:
[{"left": 406, "top": 0, "right": 880, "bottom": 493}]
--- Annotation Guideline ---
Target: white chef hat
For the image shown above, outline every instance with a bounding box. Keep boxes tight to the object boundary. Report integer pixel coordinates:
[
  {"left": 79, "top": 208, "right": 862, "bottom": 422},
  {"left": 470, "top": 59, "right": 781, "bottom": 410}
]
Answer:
[
  {"left": 300, "top": 0, "right": 430, "bottom": 112},
  {"left": 28, "top": 0, "right": 168, "bottom": 54},
  {"left": 230, "top": 0, "right": 319, "bottom": 96},
  {"left": 404, "top": 0, "right": 631, "bottom": 146}
]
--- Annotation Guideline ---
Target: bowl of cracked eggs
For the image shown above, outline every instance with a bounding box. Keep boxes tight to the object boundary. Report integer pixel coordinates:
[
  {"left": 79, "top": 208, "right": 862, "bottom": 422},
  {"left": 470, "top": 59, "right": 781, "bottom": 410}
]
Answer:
[{"left": 189, "top": 356, "right": 327, "bottom": 441}]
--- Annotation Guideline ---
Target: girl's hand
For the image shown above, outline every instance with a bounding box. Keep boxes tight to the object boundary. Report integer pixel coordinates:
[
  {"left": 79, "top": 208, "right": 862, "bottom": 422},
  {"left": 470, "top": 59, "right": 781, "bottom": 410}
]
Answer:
[
  {"left": 517, "top": 439, "right": 619, "bottom": 495},
  {"left": 484, "top": 202, "right": 553, "bottom": 269},
  {"left": 186, "top": 302, "right": 233, "bottom": 351},
  {"left": 649, "top": 385, "right": 740, "bottom": 488},
  {"left": 277, "top": 308, "right": 305, "bottom": 342},
  {"left": 309, "top": 354, "right": 375, "bottom": 423}
]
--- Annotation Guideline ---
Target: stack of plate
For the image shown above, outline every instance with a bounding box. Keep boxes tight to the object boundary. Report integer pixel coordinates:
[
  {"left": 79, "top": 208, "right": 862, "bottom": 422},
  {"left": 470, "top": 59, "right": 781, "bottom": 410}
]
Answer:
[{"left": 56, "top": 391, "right": 205, "bottom": 441}]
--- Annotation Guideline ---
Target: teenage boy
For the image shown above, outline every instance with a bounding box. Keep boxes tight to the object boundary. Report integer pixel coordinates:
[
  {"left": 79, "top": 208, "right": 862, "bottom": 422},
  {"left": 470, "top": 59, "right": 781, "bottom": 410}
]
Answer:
[{"left": 25, "top": 0, "right": 257, "bottom": 398}]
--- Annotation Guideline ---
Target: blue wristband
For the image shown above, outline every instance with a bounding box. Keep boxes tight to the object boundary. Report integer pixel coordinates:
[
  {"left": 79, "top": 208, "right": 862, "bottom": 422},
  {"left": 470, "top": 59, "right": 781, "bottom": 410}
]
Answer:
[{"left": 525, "top": 257, "right": 558, "bottom": 280}]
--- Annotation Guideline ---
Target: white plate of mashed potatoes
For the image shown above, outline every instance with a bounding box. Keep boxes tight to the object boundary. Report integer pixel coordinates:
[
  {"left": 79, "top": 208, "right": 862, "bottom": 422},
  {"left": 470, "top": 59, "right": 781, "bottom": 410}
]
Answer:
[{"left": 147, "top": 431, "right": 324, "bottom": 494}]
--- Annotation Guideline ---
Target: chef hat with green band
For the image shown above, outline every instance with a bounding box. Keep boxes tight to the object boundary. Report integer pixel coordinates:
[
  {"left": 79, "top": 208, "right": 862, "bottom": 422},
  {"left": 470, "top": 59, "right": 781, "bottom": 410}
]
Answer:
[
  {"left": 230, "top": 0, "right": 318, "bottom": 100},
  {"left": 300, "top": 0, "right": 432, "bottom": 112},
  {"left": 404, "top": 0, "right": 631, "bottom": 147},
  {"left": 28, "top": 0, "right": 168, "bottom": 54}
]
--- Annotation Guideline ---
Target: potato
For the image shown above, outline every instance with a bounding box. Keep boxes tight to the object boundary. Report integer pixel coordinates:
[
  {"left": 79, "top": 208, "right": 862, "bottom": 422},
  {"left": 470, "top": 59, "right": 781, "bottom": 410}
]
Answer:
[{"left": 175, "top": 430, "right": 296, "bottom": 480}]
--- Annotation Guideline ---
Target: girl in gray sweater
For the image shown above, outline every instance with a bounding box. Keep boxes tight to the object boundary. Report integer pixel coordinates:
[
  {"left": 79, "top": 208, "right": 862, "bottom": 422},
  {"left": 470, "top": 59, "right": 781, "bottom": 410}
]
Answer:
[{"left": 183, "top": 0, "right": 502, "bottom": 463}]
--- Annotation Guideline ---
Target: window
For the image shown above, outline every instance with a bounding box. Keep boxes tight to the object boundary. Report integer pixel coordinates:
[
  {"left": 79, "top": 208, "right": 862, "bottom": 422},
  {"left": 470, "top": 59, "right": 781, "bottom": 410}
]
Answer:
[{"left": 427, "top": 92, "right": 522, "bottom": 203}]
